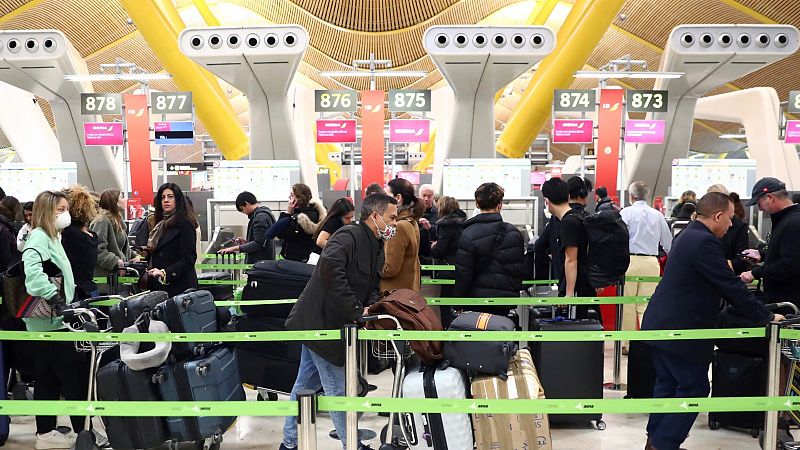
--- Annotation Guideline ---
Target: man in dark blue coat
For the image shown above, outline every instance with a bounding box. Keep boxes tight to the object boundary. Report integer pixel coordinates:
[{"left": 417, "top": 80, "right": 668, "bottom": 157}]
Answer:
[{"left": 641, "top": 192, "right": 782, "bottom": 450}]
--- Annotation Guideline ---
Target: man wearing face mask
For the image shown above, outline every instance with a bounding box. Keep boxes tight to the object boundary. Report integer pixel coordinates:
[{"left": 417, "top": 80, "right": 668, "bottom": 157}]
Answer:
[
  {"left": 282, "top": 193, "right": 398, "bottom": 450},
  {"left": 640, "top": 192, "right": 781, "bottom": 450}
]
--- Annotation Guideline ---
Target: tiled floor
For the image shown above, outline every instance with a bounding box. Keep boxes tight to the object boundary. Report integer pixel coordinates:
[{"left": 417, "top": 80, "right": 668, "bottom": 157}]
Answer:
[{"left": 2, "top": 343, "right": 781, "bottom": 449}]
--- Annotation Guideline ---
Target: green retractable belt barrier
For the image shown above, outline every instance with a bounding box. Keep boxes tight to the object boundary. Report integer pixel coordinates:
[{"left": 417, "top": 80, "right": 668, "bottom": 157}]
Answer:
[
  {"left": 195, "top": 263, "right": 253, "bottom": 270},
  {"left": 420, "top": 265, "right": 456, "bottom": 271},
  {"left": 0, "top": 400, "right": 295, "bottom": 417},
  {"left": 426, "top": 296, "right": 650, "bottom": 306},
  {"left": 358, "top": 328, "right": 765, "bottom": 342},
  {"left": 0, "top": 330, "right": 340, "bottom": 342},
  {"left": 421, "top": 278, "right": 455, "bottom": 285}
]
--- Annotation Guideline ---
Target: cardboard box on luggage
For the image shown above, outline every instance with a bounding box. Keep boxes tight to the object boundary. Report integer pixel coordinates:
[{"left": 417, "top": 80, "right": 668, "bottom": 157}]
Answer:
[{"left": 471, "top": 349, "right": 552, "bottom": 450}]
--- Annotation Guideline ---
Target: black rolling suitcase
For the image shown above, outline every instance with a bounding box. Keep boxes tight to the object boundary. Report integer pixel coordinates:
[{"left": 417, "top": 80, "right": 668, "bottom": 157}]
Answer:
[
  {"left": 96, "top": 360, "right": 167, "bottom": 450},
  {"left": 232, "top": 314, "right": 300, "bottom": 393},
  {"left": 109, "top": 291, "right": 170, "bottom": 332},
  {"left": 241, "top": 259, "right": 313, "bottom": 318},
  {"left": 197, "top": 272, "right": 234, "bottom": 301},
  {"left": 442, "top": 312, "right": 517, "bottom": 379},
  {"left": 625, "top": 340, "right": 656, "bottom": 398},
  {"left": 530, "top": 318, "right": 605, "bottom": 429},
  {"left": 155, "top": 347, "right": 245, "bottom": 444},
  {"left": 708, "top": 350, "right": 766, "bottom": 436},
  {"left": 153, "top": 290, "right": 219, "bottom": 359}
]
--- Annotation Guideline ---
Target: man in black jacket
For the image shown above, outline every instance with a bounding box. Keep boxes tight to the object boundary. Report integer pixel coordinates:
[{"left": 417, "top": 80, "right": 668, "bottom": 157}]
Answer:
[
  {"left": 281, "top": 193, "right": 398, "bottom": 450},
  {"left": 641, "top": 192, "right": 781, "bottom": 450},
  {"left": 454, "top": 182, "right": 524, "bottom": 314},
  {"left": 740, "top": 177, "right": 800, "bottom": 306},
  {"left": 219, "top": 191, "right": 275, "bottom": 263},
  {"left": 418, "top": 184, "right": 437, "bottom": 264}
]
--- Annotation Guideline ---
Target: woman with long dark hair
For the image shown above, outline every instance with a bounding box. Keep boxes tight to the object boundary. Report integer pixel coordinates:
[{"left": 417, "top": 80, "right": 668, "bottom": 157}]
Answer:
[
  {"left": 142, "top": 183, "right": 198, "bottom": 296},
  {"left": 274, "top": 183, "right": 326, "bottom": 262},
  {"left": 90, "top": 188, "right": 131, "bottom": 277},
  {"left": 314, "top": 197, "right": 355, "bottom": 250},
  {"left": 381, "top": 178, "right": 424, "bottom": 291}
]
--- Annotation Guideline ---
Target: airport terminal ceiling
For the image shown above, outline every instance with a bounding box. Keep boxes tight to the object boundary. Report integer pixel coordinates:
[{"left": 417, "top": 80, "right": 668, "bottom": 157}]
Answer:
[{"left": 0, "top": 0, "right": 799, "bottom": 161}]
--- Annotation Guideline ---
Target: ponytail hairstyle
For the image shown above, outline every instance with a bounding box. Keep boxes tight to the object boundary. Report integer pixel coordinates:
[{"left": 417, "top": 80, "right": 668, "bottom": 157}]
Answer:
[{"left": 387, "top": 178, "right": 424, "bottom": 220}]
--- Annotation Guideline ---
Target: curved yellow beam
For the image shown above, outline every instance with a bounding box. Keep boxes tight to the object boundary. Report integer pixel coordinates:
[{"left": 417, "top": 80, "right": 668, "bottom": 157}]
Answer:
[
  {"left": 494, "top": 0, "right": 561, "bottom": 104},
  {"left": 191, "top": 0, "right": 222, "bottom": 27},
  {"left": 496, "top": 0, "right": 625, "bottom": 158},
  {"left": 122, "top": 0, "right": 248, "bottom": 160},
  {"left": 413, "top": 129, "right": 437, "bottom": 173}
]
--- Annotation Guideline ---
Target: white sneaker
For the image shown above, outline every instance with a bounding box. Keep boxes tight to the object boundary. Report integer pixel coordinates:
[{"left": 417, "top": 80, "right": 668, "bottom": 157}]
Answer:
[{"left": 35, "top": 430, "right": 76, "bottom": 449}]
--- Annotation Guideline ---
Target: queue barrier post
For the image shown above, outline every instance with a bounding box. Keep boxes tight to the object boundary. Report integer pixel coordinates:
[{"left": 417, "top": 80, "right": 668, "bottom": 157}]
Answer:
[
  {"left": 763, "top": 321, "right": 782, "bottom": 450},
  {"left": 297, "top": 389, "right": 318, "bottom": 450},
  {"left": 612, "top": 279, "right": 625, "bottom": 390},
  {"left": 343, "top": 324, "right": 359, "bottom": 449}
]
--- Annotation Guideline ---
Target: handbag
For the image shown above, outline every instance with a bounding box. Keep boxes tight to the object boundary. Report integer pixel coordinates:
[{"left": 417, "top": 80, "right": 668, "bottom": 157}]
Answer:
[{"left": 3, "top": 248, "right": 65, "bottom": 319}]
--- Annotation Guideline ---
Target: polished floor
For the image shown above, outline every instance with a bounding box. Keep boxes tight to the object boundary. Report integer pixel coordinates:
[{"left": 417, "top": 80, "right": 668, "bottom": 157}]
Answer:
[{"left": 3, "top": 343, "right": 778, "bottom": 449}]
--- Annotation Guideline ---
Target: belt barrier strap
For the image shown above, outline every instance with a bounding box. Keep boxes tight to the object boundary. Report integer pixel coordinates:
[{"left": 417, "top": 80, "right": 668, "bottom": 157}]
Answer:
[
  {"left": 198, "top": 279, "right": 247, "bottom": 286},
  {"left": 195, "top": 263, "right": 253, "bottom": 270},
  {"left": 358, "top": 328, "right": 765, "bottom": 342},
  {"left": 420, "top": 265, "right": 456, "bottom": 271},
  {"left": 0, "top": 400, "right": 295, "bottom": 416},
  {"left": 421, "top": 279, "right": 455, "bottom": 285},
  {"left": 426, "top": 296, "right": 650, "bottom": 306},
  {"left": 0, "top": 330, "right": 340, "bottom": 342}
]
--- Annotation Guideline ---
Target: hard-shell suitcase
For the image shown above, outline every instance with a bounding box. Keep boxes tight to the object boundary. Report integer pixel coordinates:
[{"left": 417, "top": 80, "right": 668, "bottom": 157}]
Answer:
[
  {"left": 0, "top": 342, "right": 8, "bottom": 446},
  {"left": 443, "top": 312, "right": 517, "bottom": 379},
  {"left": 96, "top": 359, "right": 167, "bottom": 450},
  {"left": 625, "top": 340, "right": 656, "bottom": 399},
  {"left": 471, "top": 349, "right": 552, "bottom": 450},
  {"left": 109, "top": 291, "right": 169, "bottom": 332},
  {"left": 401, "top": 364, "right": 473, "bottom": 450},
  {"left": 155, "top": 347, "right": 245, "bottom": 443},
  {"left": 241, "top": 259, "right": 312, "bottom": 318},
  {"left": 197, "top": 272, "right": 234, "bottom": 301},
  {"left": 154, "top": 290, "right": 218, "bottom": 359},
  {"left": 530, "top": 318, "right": 605, "bottom": 429},
  {"left": 231, "top": 314, "right": 300, "bottom": 393},
  {"left": 708, "top": 350, "right": 766, "bottom": 436}
]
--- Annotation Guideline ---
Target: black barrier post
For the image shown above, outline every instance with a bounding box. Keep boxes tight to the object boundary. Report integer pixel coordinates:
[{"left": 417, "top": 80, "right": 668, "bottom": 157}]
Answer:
[
  {"left": 344, "top": 324, "right": 359, "bottom": 449},
  {"left": 297, "top": 389, "right": 318, "bottom": 450}
]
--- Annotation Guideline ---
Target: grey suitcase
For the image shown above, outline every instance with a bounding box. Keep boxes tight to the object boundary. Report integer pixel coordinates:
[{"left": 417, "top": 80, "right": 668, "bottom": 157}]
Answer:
[
  {"left": 155, "top": 347, "right": 245, "bottom": 443},
  {"left": 154, "top": 290, "right": 218, "bottom": 358}
]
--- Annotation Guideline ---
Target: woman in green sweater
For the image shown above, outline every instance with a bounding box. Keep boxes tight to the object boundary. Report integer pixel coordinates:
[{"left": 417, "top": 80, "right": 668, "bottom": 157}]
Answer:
[{"left": 23, "top": 190, "right": 96, "bottom": 449}]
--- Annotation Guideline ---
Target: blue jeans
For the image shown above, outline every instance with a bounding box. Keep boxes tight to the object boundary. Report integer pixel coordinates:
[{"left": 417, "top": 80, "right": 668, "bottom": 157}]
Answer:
[
  {"left": 282, "top": 345, "right": 350, "bottom": 449},
  {"left": 647, "top": 347, "right": 711, "bottom": 450}
]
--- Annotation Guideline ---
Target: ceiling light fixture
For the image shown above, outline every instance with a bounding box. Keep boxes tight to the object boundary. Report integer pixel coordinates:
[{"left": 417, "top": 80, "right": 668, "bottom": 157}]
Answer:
[
  {"left": 574, "top": 70, "right": 684, "bottom": 79},
  {"left": 319, "top": 70, "right": 427, "bottom": 78},
  {"left": 64, "top": 73, "right": 173, "bottom": 82},
  {"left": 718, "top": 133, "right": 747, "bottom": 139}
]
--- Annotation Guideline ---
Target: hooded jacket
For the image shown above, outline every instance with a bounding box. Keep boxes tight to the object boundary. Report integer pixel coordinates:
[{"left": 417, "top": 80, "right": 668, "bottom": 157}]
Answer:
[
  {"left": 752, "top": 203, "right": 800, "bottom": 304},
  {"left": 454, "top": 213, "right": 525, "bottom": 300},
  {"left": 285, "top": 222, "right": 383, "bottom": 366},
  {"left": 277, "top": 202, "right": 326, "bottom": 263},
  {"left": 381, "top": 207, "right": 421, "bottom": 292},
  {"left": 238, "top": 206, "right": 275, "bottom": 264},
  {"left": 430, "top": 210, "right": 467, "bottom": 265}
]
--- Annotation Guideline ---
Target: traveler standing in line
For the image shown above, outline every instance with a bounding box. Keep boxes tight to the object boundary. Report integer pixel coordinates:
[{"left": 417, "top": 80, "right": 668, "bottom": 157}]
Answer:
[
  {"left": 641, "top": 193, "right": 780, "bottom": 450},
  {"left": 417, "top": 184, "right": 437, "bottom": 265},
  {"left": 314, "top": 197, "right": 355, "bottom": 250},
  {"left": 430, "top": 196, "right": 466, "bottom": 327},
  {"left": 61, "top": 185, "right": 100, "bottom": 300},
  {"left": 23, "top": 190, "right": 102, "bottom": 449},
  {"left": 364, "top": 182, "right": 385, "bottom": 197},
  {"left": 454, "top": 182, "right": 524, "bottom": 315},
  {"left": 0, "top": 196, "right": 22, "bottom": 235},
  {"left": 619, "top": 181, "right": 672, "bottom": 352},
  {"left": 595, "top": 186, "right": 620, "bottom": 212},
  {"left": 740, "top": 177, "right": 800, "bottom": 306},
  {"left": 706, "top": 185, "right": 749, "bottom": 274},
  {"left": 219, "top": 191, "right": 276, "bottom": 263},
  {"left": 16, "top": 201, "right": 33, "bottom": 252},
  {"left": 567, "top": 176, "right": 593, "bottom": 211},
  {"left": 541, "top": 178, "right": 595, "bottom": 317},
  {"left": 281, "top": 193, "right": 398, "bottom": 450},
  {"left": 90, "top": 189, "right": 131, "bottom": 278},
  {"left": 142, "top": 183, "right": 198, "bottom": 297},
  {"left": 671, "top": 190, "right": 696, "bottom": 218},
  {"left": 274, "top": 183, "right": 326, "bottom": 263},
  {"left": 381, "top": 178, "right": 424, "bottom": 292}
]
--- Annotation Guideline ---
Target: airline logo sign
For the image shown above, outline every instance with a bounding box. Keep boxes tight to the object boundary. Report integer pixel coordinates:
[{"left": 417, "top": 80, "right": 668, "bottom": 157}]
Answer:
[
  {"left": 786, "top": 120, "right": 800, "bottom": 144},
  {"left": 389, "top": 119, "right": 430, "bottom": 143},
  {"left": 316, "top": 119, "right": 357, "bottom": 143},
  {"left": 624, "top": 119, "right": 666, "bottom": 144},
  {"left": 83, "top": 122, "right": 123, "bottom": 146},
  {"left": 552, "top": 119, "right": 594, "bottom": 144}
]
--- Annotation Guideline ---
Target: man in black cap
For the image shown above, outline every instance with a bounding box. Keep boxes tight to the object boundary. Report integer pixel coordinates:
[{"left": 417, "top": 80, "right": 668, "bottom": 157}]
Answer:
[{"left": 740, "top": 177, "right": 800, "bottom": 305}]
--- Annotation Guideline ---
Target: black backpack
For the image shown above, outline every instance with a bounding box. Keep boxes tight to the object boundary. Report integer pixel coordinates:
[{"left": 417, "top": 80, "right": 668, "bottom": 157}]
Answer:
[{"left": 576, "top": 209, "right": 630, "bottom": 288}]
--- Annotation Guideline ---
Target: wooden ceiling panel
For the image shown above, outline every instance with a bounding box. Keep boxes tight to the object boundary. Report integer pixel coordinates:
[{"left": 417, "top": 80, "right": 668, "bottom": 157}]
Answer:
[
  {"left": 0, "top": 0, "right": 135, "bottom": 57},
  {"left": 0, "top": 0, "right": 33, "bottom": 18},
  {"left": 732, "top": 52, "right": 800, "bottom": 100},
  {"left": 85, "top": 33, "right": 162, "bottom": 75},
  {"left": 733, "top": 0, "right": 800, "bottom": 25},
  {"left": 287, "top": 0, "right": 457, "bottom": 32}
]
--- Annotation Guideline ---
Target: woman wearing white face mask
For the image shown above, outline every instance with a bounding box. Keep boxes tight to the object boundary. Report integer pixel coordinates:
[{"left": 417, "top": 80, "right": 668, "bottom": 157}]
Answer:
[{"left": 23, "top": 190, "right": 97, "bottom": 449}]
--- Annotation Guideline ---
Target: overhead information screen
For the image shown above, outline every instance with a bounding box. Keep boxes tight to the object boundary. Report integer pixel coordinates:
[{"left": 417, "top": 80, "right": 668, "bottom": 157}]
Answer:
[
  {"left": 670, "top": 159, "right": 757, "bottom": 198},
  {"left": 0, "top": 163, "right": 78, "bottom": 202},
  {"left": 212, "top": 160, "right": 301, "bottom": 201},
  {"left": 442, "top": 158, "right": 531, "bottom": 199}
]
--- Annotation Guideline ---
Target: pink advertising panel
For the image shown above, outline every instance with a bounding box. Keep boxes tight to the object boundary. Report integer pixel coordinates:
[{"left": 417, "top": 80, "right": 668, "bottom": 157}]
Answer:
[
  {"left": 316, "top": 119, "right": 357, "bottom": 143},
  {"left": 624, "top": 119, "right": 666, "bottom": 144},
  {"left": 83, "top": 122, "right": 123, "bottom": 146},
  {"left": 389, "top": 119, "right": 431, "bottom": 143},
  {"left": 552, "top": 119, "right": 594, "bottom": 144}
]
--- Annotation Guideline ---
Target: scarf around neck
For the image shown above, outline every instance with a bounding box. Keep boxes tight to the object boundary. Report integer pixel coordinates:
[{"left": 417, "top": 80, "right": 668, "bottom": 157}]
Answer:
[{"left": 147, "top": 210, "right": 176, "bottom": 251}]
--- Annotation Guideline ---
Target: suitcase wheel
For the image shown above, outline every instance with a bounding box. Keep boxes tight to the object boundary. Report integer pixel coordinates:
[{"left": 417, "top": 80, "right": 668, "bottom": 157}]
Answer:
[
  {"left": 708, "top": 418, "right": 721, "bottom": 430},
  {"left": 752, "top": 428, "right": 761, "bottom": 438},
  {"left": 595, "top": 419, "right": 606, "bottom": 431}
]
